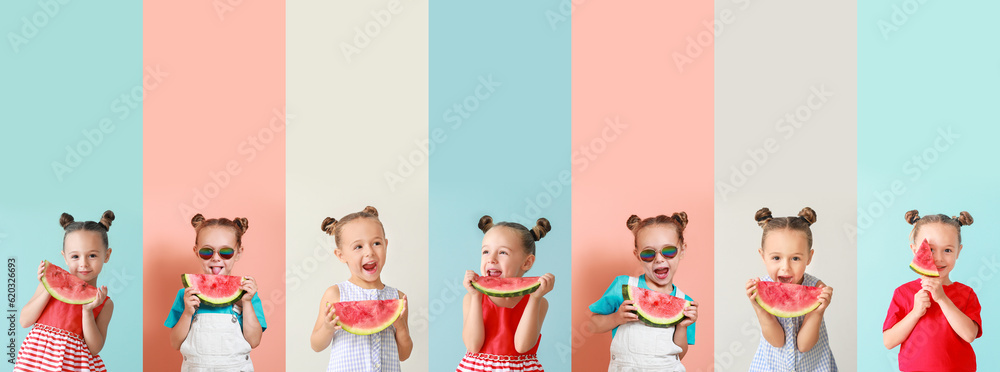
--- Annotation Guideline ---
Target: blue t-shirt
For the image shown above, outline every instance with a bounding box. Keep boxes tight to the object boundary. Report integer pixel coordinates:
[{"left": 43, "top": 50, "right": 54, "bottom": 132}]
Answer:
[
  {"left": 164, "top": 288, "right": 268, "bottom": 331},
  {"left": 589, "top": 275, "right": 695, "bottom": 344}
]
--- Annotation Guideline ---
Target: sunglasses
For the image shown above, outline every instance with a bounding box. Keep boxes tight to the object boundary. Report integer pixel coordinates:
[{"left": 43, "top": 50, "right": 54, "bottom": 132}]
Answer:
[
  {"left": 638, "top": 246, "right": 679, "bottom": 262},
  {"left": 198, "top": 247, "right": 236, "bottom": 260}
]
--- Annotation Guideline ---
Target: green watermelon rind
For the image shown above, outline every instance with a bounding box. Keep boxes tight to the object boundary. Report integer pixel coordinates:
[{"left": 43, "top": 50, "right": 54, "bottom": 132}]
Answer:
[
  {"left": 909, "top": 239, "right": 940, "bottom": 277},
  {"left": 754, "top": 282, "right": 822, "bottom": 318},
  {"left": 471, "top": 277, "right": 541, "bottom": 298},
  {"left": 621, "top": 285, "right": 688, "bottom": 328},
  {"left": 181, "top": 274, "right": 247, "bottom": 307},
  {"left": 41, "top": 261, "right": 97, "bottom": 305},
  {"left": 337, "top": 299, "right": 406, "bottom": 336}
]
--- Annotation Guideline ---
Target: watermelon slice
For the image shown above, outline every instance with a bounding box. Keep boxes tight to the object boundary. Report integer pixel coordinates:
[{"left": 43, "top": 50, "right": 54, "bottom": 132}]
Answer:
[
  {"left": 41, "top": 261, "right": 98, "bottom": 305},
  {"left": 471, "top": 276, "right": 540, "bottom": 297},
  {"left": 910, "top": 239, "right": 939, "bottom": 277},
  {"left": 755, "top": 281, "right": 823, "bottom": 318},
  {"left": 335, "top": 299, "right": 405, "bottom": 335},
  {"left": 621, "top": 285, "right": 689, "bottom": 327},
  {"left": 181, "top": 274, "right": 246, "bottom": 307}
]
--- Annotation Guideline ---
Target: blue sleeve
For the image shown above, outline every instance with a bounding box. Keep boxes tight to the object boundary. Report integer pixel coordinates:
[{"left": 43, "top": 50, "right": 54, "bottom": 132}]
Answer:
[
  {"left": 589, "top": 276, "right": 626, "bottom": 315},
  {"left": 251, "top": 293, "right": 267, "bottom": 331},
  {"left": 163, "top": 289, "right": 186, "bottom": 328},
  {"left": 684, "top": 293, "right": 696, "bottom": 345}
]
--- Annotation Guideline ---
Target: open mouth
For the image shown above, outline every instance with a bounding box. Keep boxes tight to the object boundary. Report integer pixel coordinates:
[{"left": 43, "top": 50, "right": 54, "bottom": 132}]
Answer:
[
  {"left": 210, "top": 266, "right": 223, "bottom": 275},
  {"left": 486, "top": 269, "right": 502, "bottom": 277},
  {"left": 362, "top": 261, "right": 377, "bottom": 274},
  {"left": 653, "top": 267, "right": 669, "bottom": 279},
  {"left": 777, "top": 275, "right": 793, "bottom": 283}
]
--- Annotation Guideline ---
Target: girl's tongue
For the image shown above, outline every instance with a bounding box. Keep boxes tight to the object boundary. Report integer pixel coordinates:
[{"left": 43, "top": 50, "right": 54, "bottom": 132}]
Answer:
[
  {"left": 653, "top": 267, "right": 669, "bottom": 280},
  {"left": 211, "top": 266, "right": 223, "bottom": 275},
  {"left": 362, "top": 262, "right": 377, "bottom": 273},
  {"left": 777, "top": 275, "right": 793, "bottom": 283},
  {"left": 487, "top": 269, "right": 502, "bottom": 277}
]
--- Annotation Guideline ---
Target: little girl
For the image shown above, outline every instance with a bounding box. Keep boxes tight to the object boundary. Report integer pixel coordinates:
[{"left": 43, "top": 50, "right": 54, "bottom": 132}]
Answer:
[
  {"left": 165, "top": 214, "right": 266, "bottom": 371},
  {"left": 458, "top": 216, "right": 555, "bottom": 372},
  {"left": 882, "top": 210, "right": 981, "bottom": 371},
  {"left": 589, "top": 213, "right": 699, "bottom": 372},
  {"left": 746, "top": 207, "right": 836, "bottom": 371},
  {"left": 310, "top": 206, "right": 412, "bottom": 371},
  {"left": 15, "top": 210, "right": 115, "bottom": 372}
]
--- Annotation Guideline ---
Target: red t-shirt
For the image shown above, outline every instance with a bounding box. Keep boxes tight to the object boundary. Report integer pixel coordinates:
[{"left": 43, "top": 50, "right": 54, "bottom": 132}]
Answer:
[
  {"left": 479, "top": 294, "right": 541, "bottom": 355},
  {"left": 883, "top": 279, "right": 981, "bottom": 372}
]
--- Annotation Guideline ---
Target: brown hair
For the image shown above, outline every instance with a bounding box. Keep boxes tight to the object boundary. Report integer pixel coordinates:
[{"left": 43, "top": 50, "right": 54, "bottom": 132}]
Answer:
[
  {"left": 191, "top": 214, "right": 249, "bottom": 248},
  {"left": 478, "top": 216, "right": 551, "bottom": 256},
  {"left": 755, "top": 207, "right": 817, "bottom": 249},
  {"left": 60, "top": 210, "right": 115, "bottom": 249},
  {"left": 904, "top": 210, "right": 973, "bottom": 244},
  {"left": 321, "top": 206, "right": 384, "bottom": 248},
  {"left": 626, "top": 212, "right": 689, "bottom": 247}
]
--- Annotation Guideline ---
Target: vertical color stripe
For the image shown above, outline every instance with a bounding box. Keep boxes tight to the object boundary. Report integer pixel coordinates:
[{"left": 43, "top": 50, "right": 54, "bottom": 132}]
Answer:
[
  {"left": 857, "top": 1, "right": 1000, "bottom": 369},
  {"left": 1, "top": 2, "right": 144, "bottom": 369},
  {"left": 714, "top": 0, "right": 858, "bottom": 370},
  {"left": 285, "top": 0, "right": 430, "bottom": 369},
  {"left": 570, "top": 0, "right": 716, "bottom": 370},
  {"left": 429, "top": 1, "right": 571, "bottom": 369},
  {"left": 142, "top": 1, "right": 285, "bottom": 370}
]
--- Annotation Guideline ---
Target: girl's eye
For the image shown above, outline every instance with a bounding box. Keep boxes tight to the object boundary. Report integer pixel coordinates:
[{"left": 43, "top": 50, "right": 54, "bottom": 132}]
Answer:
[
  {"left": 71, "top": 255, "right": 79, "bottom": 259},
  {"left": 792, "top": 257, "right": 800, "bottom": 261},
  {"left": 771, "top": 256, "right": 779, "bottom": 260},
  {"left": 482, "top": 250, "right": 488, "bottom": 255},
  {"left": 945, "top": 248, "right": 952, "bottom": 253},
  {"left": 354, "top": 245, "right": 363, "bottom": 250},
  {"left": 500, "top": 251, "right": 508, "bottom": 255},
  {"left": 374, "top": 241, "right": 381, "bottom": 246}
]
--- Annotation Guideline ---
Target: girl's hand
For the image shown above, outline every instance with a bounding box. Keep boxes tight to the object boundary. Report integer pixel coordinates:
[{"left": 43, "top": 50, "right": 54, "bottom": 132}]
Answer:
[
  {"left": 911, "top": 289, "right": 930, "bottom": 318},
  {"left": 82, "top": 286, "right": 107, "bottom": 312},
  {"left": 614, "top": 300, "right": 640, "bottom": 326},
  {"left": 920, "top": 276, "right": 946, "bottom": 303},
  {"left": 463, "top": 270, "right": 481, "bottom": 295},
  {"left": 392, "top": 294, "right": 408, "bottom": 332},
  {"left": 241, "top": 276, "right": 258, "bottom": 304},
  {"left": 36, "top": 261, "right": 46, "bottom": 283},
  {"left": 321, "top": 302, "right": 342, "bottom": 332},
  {"left": 529, "top": 273, "right": 555, "bottom": 299},
  {"left": 746, "top": 278, "right": 762, "bottom": 309},
  {"left": 183, "top": 287, "right": 201, "bottom": 316},
  {"left": 815, "top": 284, "right": 833, "bottom": 314},
  {"left": 678, "top": 301, "right": 699, "bottom": 327}
]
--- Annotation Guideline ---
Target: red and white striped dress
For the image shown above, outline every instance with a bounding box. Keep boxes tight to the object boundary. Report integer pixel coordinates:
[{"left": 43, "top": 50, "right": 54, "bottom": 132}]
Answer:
[
  {"left": 14, "top": 296, "right": 109, "bottom": 372},
  {"left": 457, "top": 295, "right": 543, "bottom": 372}
]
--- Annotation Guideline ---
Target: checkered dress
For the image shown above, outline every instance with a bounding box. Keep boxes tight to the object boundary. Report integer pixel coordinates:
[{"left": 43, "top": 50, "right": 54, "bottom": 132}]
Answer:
[
  {"left": 749, "top": 273, "right": 837, "bottom": 372},
  {"left": 327, "top": 281, "right": 401, "bottom": 372}
]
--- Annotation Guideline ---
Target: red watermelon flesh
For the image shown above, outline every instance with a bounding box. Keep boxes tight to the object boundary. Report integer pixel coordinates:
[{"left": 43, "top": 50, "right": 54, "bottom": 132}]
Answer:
[
  {"left": 910, "top": 239, "right": 939, "bottom": 277},
  {"left": 472, "top": 276, "right": 540, "bottom": 297},
  {"left": 621, "top": 285, "right": 689, "bottom": 327},
  {"left": 41, "top": 261, "right": 98, "bottom": 305},
  {"left": 335, "top": 299, "right": 405, "bottom": 335},
  {"left": 182, "top": 274, "right": 246, "bottom": 307},
  {"left": 755, "top": 280, "right": 823, "bottom": 318}
]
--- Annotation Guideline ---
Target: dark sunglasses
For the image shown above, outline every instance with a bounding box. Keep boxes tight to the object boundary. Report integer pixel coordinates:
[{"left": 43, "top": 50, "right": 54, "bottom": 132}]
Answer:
[
  {"left": 638, "top": 246, "right": 678, "bottom": 262},
  {"left": 198, "top": 247, "right": 236, "bottom": 260}
]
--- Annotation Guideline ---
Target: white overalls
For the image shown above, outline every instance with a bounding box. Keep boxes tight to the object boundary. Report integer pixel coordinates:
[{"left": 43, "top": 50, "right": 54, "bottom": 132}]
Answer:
[
  {"left": 180, "top": 312, "right": 254, "bottom": 372},
  {"left": 608, "top": 276, "right": 687, "bottom": 372}
]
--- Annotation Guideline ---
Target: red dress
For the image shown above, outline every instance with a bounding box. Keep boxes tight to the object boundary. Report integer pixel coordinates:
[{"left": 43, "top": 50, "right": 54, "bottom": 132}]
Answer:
[
  {"left": 883, "top": 279, "right": 981, "bottom": 372},
  {"left": 457, "top": 295, "right": 543, "bottom": 372},
  {"left": 14, "top": 296, "right": 109, "bottom": 372}
]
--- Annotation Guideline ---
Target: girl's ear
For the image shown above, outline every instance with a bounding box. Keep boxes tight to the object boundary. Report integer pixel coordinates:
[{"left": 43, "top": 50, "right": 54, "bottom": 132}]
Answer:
[
  {"left": 521, "top": 254, "right": 536, "bottom": 273},
  {"left": 758, "top": 248, "right": 764, "bottom": 259},
  {"left": 383, "top": 238, "right": 389, "bottom": 250},
  {"left": 806, "top": 248, "right": 814, "bottom": 266},
  {"left": 104, "top": 248, "right": 113, "bottom": 263},
  {"left": 334, "top": 247, "right": 347, "bottom": 263},
  {"left": 678, "top": 242, "right": 688, "bottom": 259}
]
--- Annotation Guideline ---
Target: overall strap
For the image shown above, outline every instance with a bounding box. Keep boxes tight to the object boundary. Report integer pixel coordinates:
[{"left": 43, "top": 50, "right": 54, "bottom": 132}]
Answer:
[{"left": 628, "top": 276, "right": 639, "bottom": 287}]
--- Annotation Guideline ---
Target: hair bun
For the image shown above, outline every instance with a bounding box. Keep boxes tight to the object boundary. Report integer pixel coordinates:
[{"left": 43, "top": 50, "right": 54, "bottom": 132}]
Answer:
[
  {"left": 625, "top": 215, "right": 641, "bottom": 231},
  {"left": 98, "top": 210, "right": 115, "bottom": 231},
  {"left": 321, "top": 217, "right": 338, "bottom": 235},
  {"left": 904, "top": 210, "right": 920, "bottom": 225},
  {"left": 531, "top": 218, "right": 552, "bottom": 241},
  {"left": 954, "top": 211, "right": 974, "bottom": 227},
  {"left": 754, "top": 207, "right": 773, "bottom": 228},
  {"left": 478, "top": 215, "right": 494, "bottom": 234},
  {"left": 59, "top": 213, "right": 75, "bottom": 229},
  {"left": 191, "top": 214, "right": 205, "bottom": 229},
  {"left": 362, "top": 206, "right": 379, "bottom": 217},
  {"left": 797, "top": 207, "right": 817, "bottom": 226},
  {"left": 671, "top": 212, "right": 689, "bottom": 230},
  {"left": 234, "top": 217, "right": 249, "bottom": 234}
]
